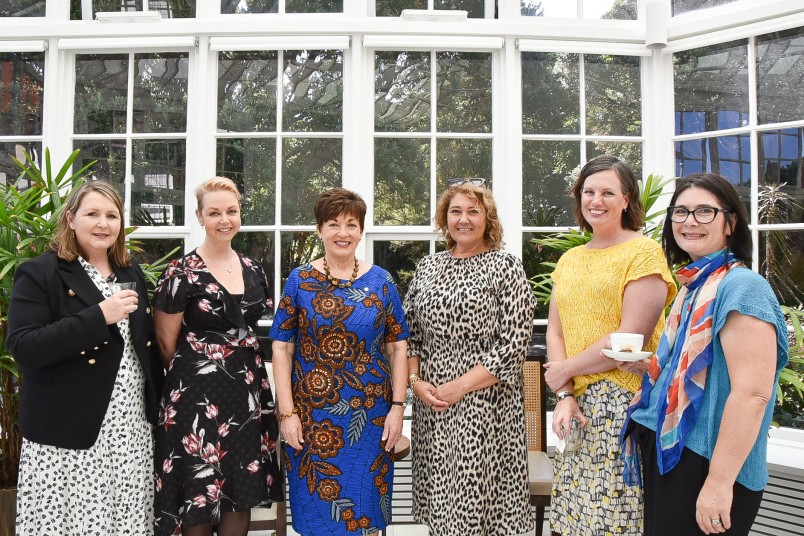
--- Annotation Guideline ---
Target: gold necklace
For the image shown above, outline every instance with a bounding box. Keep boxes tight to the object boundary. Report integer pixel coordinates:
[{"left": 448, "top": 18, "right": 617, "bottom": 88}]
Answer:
[
  {"left": 322, "top": 257, "right": 360, "bottom": 289},
  {"left": 203, "top": 248, "right": 235, "bottom": 273}
]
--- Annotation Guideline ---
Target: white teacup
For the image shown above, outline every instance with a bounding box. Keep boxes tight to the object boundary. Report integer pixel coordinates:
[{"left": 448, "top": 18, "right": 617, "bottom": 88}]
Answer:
[{"left": 610, "top": 332, "right": 643, "bottom": 353}]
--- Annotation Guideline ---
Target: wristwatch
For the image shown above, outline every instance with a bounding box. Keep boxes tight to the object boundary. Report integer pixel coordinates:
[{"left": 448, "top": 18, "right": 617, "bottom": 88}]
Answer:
[
  {"left": 391, "top": 400, "right": 407, "bottom": 408},
  {"left": 556, "top": 390, "right": 575, "bottom": 402}
]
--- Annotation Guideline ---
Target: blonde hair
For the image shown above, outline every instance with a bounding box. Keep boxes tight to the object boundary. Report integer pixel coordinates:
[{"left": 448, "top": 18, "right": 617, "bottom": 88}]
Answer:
[
  {"left": 434, "top": 184, "right": 504, "bottom": 250},
  {"left": 195, "top": 176, "right": 241, "bottom": 209},
  {"left": 51, "top": 180, "right": 130, "bottom": 266}
]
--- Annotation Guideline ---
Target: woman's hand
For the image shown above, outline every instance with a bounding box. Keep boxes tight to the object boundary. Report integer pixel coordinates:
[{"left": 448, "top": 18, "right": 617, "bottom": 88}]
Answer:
[
  {"left": 695, "top": 476, "right": 733, "bottom": 534},
  {"left": 413, "top": 381, "right": 450, "bottom": 412},
  {"left": 615, "top": 358, "right": 650, "bottom": 376},
  {"left": 551, "top": 396, "right": 587, "bottom": 440},
  {"left": 280, "top": 414, "right": 304, "bottom": 451},
  {"left": 543, "top": 360, "right": 574, "bottom": 393},
  {"left": 99, "top": 289, "right": 138, "bottom": 325},
  {"left": 433, "top": 379, "right": 465, "bottom": 406},
  {"left": 381, "top": 405, "right": 404, "bottom": 452}
]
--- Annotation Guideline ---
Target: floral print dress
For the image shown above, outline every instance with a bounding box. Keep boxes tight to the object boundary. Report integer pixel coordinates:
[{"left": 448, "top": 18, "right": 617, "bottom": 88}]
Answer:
[
  {"left": 270, "top": 263, "right": 409, "bottom": 536},
  {"left": 152, "top": 250, "right": 282, "bottom": 535}
]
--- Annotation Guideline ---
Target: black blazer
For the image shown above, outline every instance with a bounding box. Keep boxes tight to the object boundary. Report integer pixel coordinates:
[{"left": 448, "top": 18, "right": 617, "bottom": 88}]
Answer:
[{"left": 6, "top": 252, "right": 165, "bottom": 449}]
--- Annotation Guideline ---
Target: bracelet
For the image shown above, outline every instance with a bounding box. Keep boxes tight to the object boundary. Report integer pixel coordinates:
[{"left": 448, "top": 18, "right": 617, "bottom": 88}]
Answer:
[
  {"left": 391, "top": 400, "right": 407, "bottom": 408},
  {"left": 278, "top": 407, "right": 299, "bottom": 422},
  {"left": 408, "top": 372, "right": 421, "bottom": 388},
  {"left": 555, "top": 390, "right": 575, "bottom": 402}
]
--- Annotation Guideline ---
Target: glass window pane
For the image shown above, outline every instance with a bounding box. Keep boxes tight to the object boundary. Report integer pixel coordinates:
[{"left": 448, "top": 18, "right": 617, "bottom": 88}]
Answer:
[
  {"left": 218, "top": 51, "right": 279, "bottom": 132},
  {"left": 374, "top": 138, "right": 430, "bottom": 226},
  {"left": 373, "top": 240, "right": 430, "bottom": 299},
  {"left": 672, "top": 0, "right": 738, "bottom": 17},
  {"left": 233, "top": 231, "right": 276, "bottom": 316},
  {"left": 523, "top": 231, "right": 566, "bottom": 318},
  {"left": 757, "top": 27, "right": 804, "bottom": 125},
  {"left": 522, "top": 52, "right": 579, "bottom": 135},
  {"left": 285, "top": 0, "right": 342, "bottom": 13},
  {"left": 436, "top": 138, "right": 491, "bottom": 192},
  {"left": 134, "top": 53, "right": 188, "bottom": 134},
  {"left": 283, "top": 50, "right": 343, "bottom": 133},
  {"left": 436, "top": 52, "right": 491, "bottom": 134},
  {"left": 586, "top": 141, "right": 642, "bottom": 178},
  {"left": 74, "top": 54, "right": 129, "bottom": 135},
  {"left": 221, "top": 0, "right": 277, "bottom": 13},
  {"left": 70, "top": 0, "right": 145, "bottom": 20},
  {"left": 758, "top": 128, "right": 804, "bottom": 226},
  {"left": 131, "top": 139, "right": 186, "bottom": 226},
  {"left": 759, "top": 230, "right": 803, "bottom": 307},
  {"left": 150, "top": 1, "right": 196, "bottom": 18},
  {"left": 674, "top": 40, "right": 749, "bottom": 135},
  {"left": 375, "top": 51, "right": 431, "bottom": 133},
  {"left": 376, "top": 0, "right": 424, "bottom": 17},
  {"left": 585, "top": 0, "right": 636, "bottom": 20},
  {"left": 217, "top": 138, "right": 277, "bottom": 226},
  {"left": 0, "top": 141, "right": 41, "bottom": 187},
  {"left": 279, "top": 231, "right": 323, "bottom": 286},
  {"left": 1, "top": 1, "right": 45, "bottom": 16},
  {"left": 129, "top": 237, "right": 183, "bottom": 289},
  {"left": 0, "top": 52, "right": 44, "bottom": 136},
  {"left": 522, "top": 140, "right": 579, "bottom": 226},
  {"left": 281, "top": 137, "right": 341, "bottom": 225},
  {"left": 433, "top": 0, "right": 484, "bottom": 18},
  {"left": 529, "top": 0, "right": 576, "bottom": 18},
  {"left": 586, "top": 54, "right": 641, "bottom": 136},
  {"left": 674, "top": 135, "right": 750, "bottom": 209},
  {"left": 73, "top": 139, "right": 127, "bottom": 191}
]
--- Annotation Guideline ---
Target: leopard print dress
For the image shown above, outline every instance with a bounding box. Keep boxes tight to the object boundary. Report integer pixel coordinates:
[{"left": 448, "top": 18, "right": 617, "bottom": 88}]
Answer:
[{"left": 403, "top": 250, "right": 535, "bottom": 536}]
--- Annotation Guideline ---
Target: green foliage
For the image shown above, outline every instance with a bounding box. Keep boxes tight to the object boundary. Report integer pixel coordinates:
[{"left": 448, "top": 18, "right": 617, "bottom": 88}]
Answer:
[{"left": 776, "top": 306, "right": 804, "bottom": 429}]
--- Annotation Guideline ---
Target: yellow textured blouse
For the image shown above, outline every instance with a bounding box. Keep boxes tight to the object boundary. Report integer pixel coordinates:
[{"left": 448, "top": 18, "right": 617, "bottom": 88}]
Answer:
[{"left": 552, "top": 236, "right": 677, "bottom": 395}]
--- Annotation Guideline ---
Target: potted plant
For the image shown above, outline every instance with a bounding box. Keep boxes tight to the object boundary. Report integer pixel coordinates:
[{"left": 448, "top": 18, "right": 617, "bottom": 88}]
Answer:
[{"left": 0, "top": 148, "right": 95, "bottom": 534}]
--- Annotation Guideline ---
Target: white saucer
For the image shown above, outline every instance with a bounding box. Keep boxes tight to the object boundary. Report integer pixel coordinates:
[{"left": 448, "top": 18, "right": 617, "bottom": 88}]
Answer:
[{"left": 601, "top": 348, "right": 653, "bottom": 362}]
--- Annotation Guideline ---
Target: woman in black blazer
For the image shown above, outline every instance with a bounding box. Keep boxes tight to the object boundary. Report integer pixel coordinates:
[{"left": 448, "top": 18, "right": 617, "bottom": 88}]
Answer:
[{"left": 6, "top": 179, "right": 164, "bottom": 536}]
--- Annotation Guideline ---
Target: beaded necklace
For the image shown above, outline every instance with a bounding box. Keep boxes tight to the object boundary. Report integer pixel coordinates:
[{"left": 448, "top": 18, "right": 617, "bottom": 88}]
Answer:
[{"left": 322, "top": 256, "right": 360, "bottom": 288}]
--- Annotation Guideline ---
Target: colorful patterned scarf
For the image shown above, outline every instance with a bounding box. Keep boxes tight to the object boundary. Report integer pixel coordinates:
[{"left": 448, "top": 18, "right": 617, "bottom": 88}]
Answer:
[{"left": 620, "top": 249, "right": 743, "bottom": 486}]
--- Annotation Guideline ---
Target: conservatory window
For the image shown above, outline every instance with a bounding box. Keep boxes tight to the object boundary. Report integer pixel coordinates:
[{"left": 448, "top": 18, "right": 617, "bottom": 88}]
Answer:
[
  {"left": 0, "top": 51, "right": 44, "bottom": 187},
  {"left": 72, "top": 50, "right": 190, "bottom": 227},
  {"left": 213, "top": 41, "right": 345, "bottom": 299}
]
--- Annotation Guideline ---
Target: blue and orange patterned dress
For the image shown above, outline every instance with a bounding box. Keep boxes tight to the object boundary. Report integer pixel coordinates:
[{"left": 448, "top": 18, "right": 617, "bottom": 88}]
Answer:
[{"left": 270, "top": 263, "right": 409, "bottom": 536}]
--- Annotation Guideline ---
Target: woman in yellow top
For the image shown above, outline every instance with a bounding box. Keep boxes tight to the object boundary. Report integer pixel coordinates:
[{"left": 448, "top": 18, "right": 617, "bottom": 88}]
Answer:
[{"left": 544, "top": 156, "right": 676, "bottom": 536}]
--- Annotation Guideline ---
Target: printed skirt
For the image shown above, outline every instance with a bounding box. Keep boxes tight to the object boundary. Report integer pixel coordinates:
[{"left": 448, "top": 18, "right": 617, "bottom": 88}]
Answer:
[{"left": 549, "top": 380, "right": 643, "bottom": 536}]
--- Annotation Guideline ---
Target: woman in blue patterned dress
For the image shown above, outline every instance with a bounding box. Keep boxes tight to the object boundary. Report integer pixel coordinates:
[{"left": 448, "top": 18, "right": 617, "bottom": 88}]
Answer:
[
  {"left": 152, "top": 177, "right": 281, "bottom": 536},
  {"left": 270, "top": 187, "right": 409, "bottom": 536}
]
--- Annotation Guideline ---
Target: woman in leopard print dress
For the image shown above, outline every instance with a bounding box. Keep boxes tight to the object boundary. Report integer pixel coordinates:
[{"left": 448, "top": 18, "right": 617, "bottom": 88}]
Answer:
[{"left": 403, "top": 180, "right": 535, "bottom": 536}]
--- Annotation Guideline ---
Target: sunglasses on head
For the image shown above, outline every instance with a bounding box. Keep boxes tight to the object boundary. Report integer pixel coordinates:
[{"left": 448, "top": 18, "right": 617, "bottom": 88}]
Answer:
[{"left": 448, "top": 178, "right": 487, "bottom": 188}]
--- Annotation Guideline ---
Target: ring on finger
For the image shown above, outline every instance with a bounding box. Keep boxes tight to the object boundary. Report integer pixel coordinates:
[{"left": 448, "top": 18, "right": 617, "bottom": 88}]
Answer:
[{"left": 711, "top": 519, "right": 721, "bottom": 526}]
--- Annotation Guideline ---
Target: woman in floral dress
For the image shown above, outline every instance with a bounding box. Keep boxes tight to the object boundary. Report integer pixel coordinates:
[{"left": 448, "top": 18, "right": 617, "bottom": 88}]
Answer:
[
  {"left": 270, "top": 187, "right": 409, "bottom": 536},
  {"left": 153, "top": 177, "right": 281, "bottom": 536}
]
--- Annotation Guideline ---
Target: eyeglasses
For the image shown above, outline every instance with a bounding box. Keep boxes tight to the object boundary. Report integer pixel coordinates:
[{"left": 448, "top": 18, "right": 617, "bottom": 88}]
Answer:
[
  {"left": 667, "top": 206, "right": 731, "bottom": 224},
  {"left": 448, "top": 177, "right": 487, "bottom": 188}
]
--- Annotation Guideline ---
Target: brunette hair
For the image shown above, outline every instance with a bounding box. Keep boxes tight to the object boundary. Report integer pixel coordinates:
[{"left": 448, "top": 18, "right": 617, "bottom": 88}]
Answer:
[
  {"left": 195, "top": 176, "right": 241, "bottom": 209},
  {"left": 570, "top": 155, "right": 644, "bottom": 232},
  {"left": 662, "top": 173, "right": 751, "bottom": 266},
  {"left": 434, "top": 184, "right": 504, "bottom": 250},
  {"left": 314, "top": 187, "right": 367, "bottom": 231},
  {"left": 51, "top": 180, "right": 130, "bottom": 266}
]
